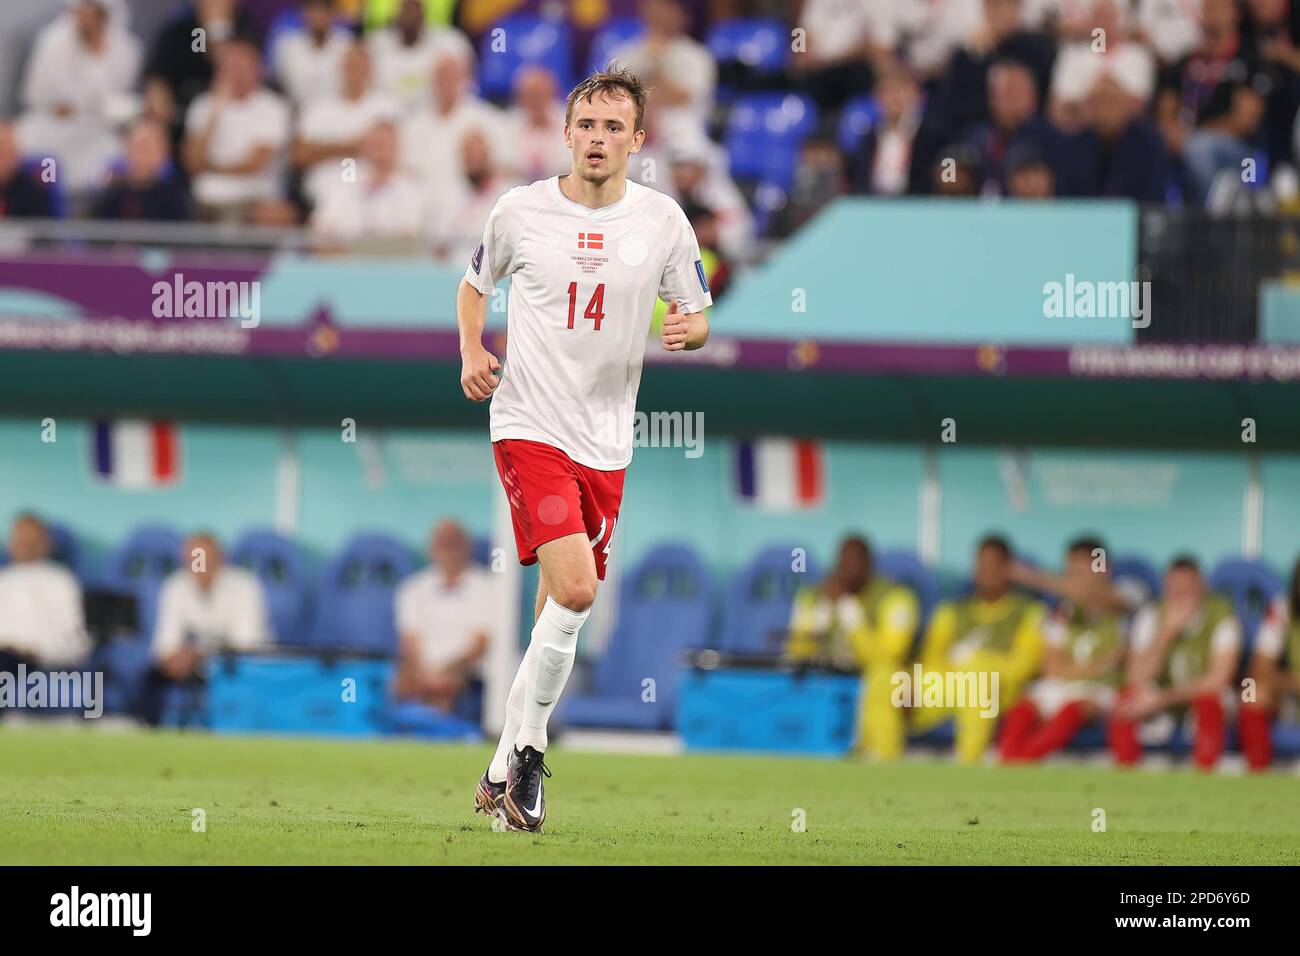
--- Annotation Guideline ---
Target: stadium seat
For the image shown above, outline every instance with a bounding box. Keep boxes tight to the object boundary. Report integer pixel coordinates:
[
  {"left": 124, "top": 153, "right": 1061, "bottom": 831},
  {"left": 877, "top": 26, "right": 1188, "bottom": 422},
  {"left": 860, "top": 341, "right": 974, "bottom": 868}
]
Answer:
[
  {"left": 706, "top": 18, "right": 789, "bottom": 73},
  {"left": 472, "top": 534, "right": 492, "bottom": 568},
  {"left": 97, "top": 524, "right": 184, "bottom": 639},
  {"left": 478, "top": 15, "right": 572, "bottom": 101},
  {"left": 20, "top": 156, "right": 67, "bottom": 218},
  {"left": 1207, "top": 557, "right": 1282, "bottom": 651},
  {"left": 230, "top": 529, "right": 312, "bottom": 646},
  {"left": 723, "top": 93, "right": 818, "bottom": 192},
  {"left": 718, "top": 544, "right": 822, "bottom": 654},
  {"left": 563, "top": 543, "right": 714, "bottom": 731},
  {"left": 876, "top": 550, "right": 941, "bottom": 631},
  {"left": 586, "top": 17, "right": 643, "bottom": 75},
  {"left": 310, "top": 532, "right": 417, "bottom": 655},
  {"left": 837, "top": 94, "right": 880, "bottom": 156},
  {"left": 1110, "top": 554, "right": 1161, "bottom": 607}
]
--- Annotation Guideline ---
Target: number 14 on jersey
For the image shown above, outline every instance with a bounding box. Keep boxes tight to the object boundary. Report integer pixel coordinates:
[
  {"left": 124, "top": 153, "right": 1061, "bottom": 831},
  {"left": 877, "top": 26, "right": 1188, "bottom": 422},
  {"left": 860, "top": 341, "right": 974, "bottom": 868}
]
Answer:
[{"left": 566, "top": 282, "right": 606, "bottom": 331}]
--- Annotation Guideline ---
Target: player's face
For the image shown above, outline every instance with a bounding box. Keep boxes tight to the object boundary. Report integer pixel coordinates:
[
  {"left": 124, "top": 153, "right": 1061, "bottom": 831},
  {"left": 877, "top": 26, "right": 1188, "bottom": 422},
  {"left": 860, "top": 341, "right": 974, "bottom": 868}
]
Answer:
[
  {"left": 564, "top": 92, "right": 644, "bottom": 186},
  {"left": 974, "top": 546, "right": 1010, "bottom": 597},
  {"left": 1163, "top": 567, "right": 1204, "bottom": 607}
]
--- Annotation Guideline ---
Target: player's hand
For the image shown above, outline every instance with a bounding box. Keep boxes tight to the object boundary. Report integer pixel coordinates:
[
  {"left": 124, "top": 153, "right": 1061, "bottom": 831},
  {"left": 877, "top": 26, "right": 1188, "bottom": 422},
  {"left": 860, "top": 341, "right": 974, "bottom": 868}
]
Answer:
[
  {"left": 460, "top": 344, "right": 501, "bottom": 402},
  {"left": 661, "top": 300, "right": 689, "bottom": 351},
  {"left": 1118, "top": 684, "right": 1162, "bottom": 720}
]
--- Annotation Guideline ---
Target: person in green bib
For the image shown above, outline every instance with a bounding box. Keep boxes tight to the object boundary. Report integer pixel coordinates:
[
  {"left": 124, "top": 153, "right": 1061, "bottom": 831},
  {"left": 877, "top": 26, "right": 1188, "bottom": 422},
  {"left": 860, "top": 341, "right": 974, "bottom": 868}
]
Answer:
[
  {"left": 1239, "top": 558, "right": 1300, "bottom": 770},
  {"left": 1109, "top": 556, "right": 1242, "bottom": 769},
  {"left": 999, "top": 537, "right": 1131, "bottom": 762}
]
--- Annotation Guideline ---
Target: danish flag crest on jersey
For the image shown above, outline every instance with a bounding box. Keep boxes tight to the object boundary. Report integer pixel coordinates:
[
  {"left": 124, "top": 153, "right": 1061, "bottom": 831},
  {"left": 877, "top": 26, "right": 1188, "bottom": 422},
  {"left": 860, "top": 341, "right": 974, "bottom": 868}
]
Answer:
[{"left": 577, "top": 232, "right": 603, "bottom": 250}]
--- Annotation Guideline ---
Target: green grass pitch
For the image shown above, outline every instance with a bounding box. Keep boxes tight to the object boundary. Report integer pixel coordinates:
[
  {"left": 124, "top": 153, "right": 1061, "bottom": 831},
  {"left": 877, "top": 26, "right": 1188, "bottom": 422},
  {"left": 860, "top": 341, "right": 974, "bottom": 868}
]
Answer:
[{"left": 2, "top": 727, "right": 1298, "bottom": 865}]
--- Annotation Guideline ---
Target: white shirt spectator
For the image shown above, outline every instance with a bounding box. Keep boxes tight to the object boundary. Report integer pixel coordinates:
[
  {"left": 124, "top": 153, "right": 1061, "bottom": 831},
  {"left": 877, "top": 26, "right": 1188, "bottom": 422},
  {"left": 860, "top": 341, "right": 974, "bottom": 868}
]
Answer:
[
  {"left": 611, "top": 34, "right": 715, "bottom": 136},
  {"left": 297, "top": 89, "right": 401, "bottom": 201},
  {"left": 368, "top": 25, "right": 475, "bottom": 111},
  {"left": 1136, "top": 0, "right": 1202, "bottom": 63},
  {"left": 151, "top": 567, "right": 271, "bottom": 660},
  {"left": 17, "top": 6, "right": 140, "bottom": 193},
  {"left": 274, "top": 26, "right": 354, "bottom": 107},
  {"left": 504, "top": 102, "right": 572, "bottom": 183},
  {"left": 799, "top": 0, "right": 895, "bottom": 63},
  {"left": 428, "top": 173, "right": 521, "bottom": 262},
  {"left": 312, "top": 163, "right": 427, "bottom": 241},
  {"left": 395, "top": 565, "right": 497, "bottom": 674},
  {"left": 401, "top": 96, "right": 507, "bottom": 188},
  {"left": 663, "top": 135, "right": 754, "bottom": 262},
  {"left": 0, "top": 560, "right": 88, "bottom": 668},
  {"left": 1254, "top": 597, "right": 1292, "bottom": 659},
  {"left": 892, "top": 0, "right": 983, "bottom": 77},
  {"left": 1051, "top": 41, "right": 1156, "bottom": 105},
  {"left": 186, "top": 89, "right": 292, "bottom": 207}
]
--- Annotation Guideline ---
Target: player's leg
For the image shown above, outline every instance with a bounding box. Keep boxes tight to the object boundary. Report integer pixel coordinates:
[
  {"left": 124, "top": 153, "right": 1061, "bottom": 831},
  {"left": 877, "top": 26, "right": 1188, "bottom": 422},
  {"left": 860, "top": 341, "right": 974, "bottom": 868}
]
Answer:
[
  {"left": 1107, "top": 686, "right": 1143, "bottom": 765},
  {"left": 1238, "top": 701, "right": 1274, "bottom": 771},
  {"left": 997, "top": 696, "right": 1041, "bottom": 762},
  {"left": 860, "top": 661, "right": 906, "bottom": 759},
  {"left": 501, "top": 533, "right": 596, "bottom": 830},
  {"left": 1191, "top": 692, "right": 1226, "bottom": 770}
]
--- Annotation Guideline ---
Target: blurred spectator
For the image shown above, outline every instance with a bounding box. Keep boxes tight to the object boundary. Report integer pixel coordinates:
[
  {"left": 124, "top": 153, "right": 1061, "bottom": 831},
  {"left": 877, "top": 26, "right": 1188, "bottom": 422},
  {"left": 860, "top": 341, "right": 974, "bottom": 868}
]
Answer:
[
  {"left": 848, "top": 60, "right": 925, "bottom": 196},
  {"left": 998, "top": 536, "right": 1127, "bottom": 762},
  {"left": 0, "top": 123, "right": 56, "bottom": 220},
  {"left": 402, "top": 52, "right": 507, "bottom": 196},
  {"left": 1060, "top": 74, "right": 1172, "bottom": 201},
  {"left": 930, "top": 141, "right": 984, "bottom": 195},
  {"left": 427, "top": 127, "right": 518, "bottom": 261},
  {"left": 913, "top": 535, "right": 1046, "bottom": 764},
  {"left": 141, "top": 531, "right": 271, "bottom": 725},
  {"left": 182, "top": 40, "right": 293, "bottom": 221},
  {"left": 1239, "top": 556, "right": 1300, "bottom": 770},
  {"left": 766, "top": 135, "right": 849, "bottom": 238},
  {"left": 505, "top": 66, "right": 571, "bottom": 182},
  {"left": 1135, "top": 0, "right": 1203, "bottom": 65},
  {"left": 968, "top": 58, "right": 1061, "bottom": 194},
  {"left": 1005, "top": 140, "right": 1057, "bottom": 196},
  {"left": 1110, "top": 556, "right": 1241, "bottom": 769},
  {"left": 787, "top": 535, "right": 919, "bottom": 760},
  {"left": 392, "top": 520, "right": 496, "bottom": 713},
  {"left": 682, "top": 199, "right": 733, "bottom": 299},
  {"left": 1157, "top": 0, "right": 1270, "bottom": 203},
  {"left": 294, "top": 41, "right": 400, "bottom": 205},
  {"left": 16, "top": 0, "right": 141, "bottom": 196},
  {"left": 1241, "top": 0, "right": 1300, "bottom": 173},
  {"left": 1048, "top": 0, "right": 1155, "bottom": 134},
  {"left": 144, "top": 0, "right": 262, "bottom": 145},
  {"left": 894, "top": 0, "right": 986, "bottom": 82},
  {"left": 311, "top": 120, "right": 426, "bottom": 247},
  {"left": 610, "top": 0, "right": 715, "bottom": 134},
  {"left": 367, "top": 0, "right": 474, "bottom": 110},
  {"left": 273, "top": 0, "right": 355, "bottom": 107},
  {"left": 665, "top": 135, "right": 753, "bottom": 260},
  {"left": 91, "top": 119, "right": 191, "bottom": 221},
  {"left": 0, "top": 513, "right": 89, "bottom": 675},
  {"left": 790, "top": 0, "right": 891, "bottom": 111}
]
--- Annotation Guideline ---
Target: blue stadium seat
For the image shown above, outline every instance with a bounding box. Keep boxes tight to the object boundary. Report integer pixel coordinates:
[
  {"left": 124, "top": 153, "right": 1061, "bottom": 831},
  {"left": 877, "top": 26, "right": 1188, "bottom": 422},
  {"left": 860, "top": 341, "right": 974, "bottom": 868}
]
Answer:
[
  {"left": 838, "top": 94, "right": 879, "bottom": 155},
  {"left": 1111, "top": 554, "right": 1161, "bottom": 607},
  {"left": 478, "top": 15, "right": 572, "bottom": 100},
  {"left": 563, "top": 543, "right": 714, "bottom": 730},
  {"left": 587, "top": 17, "right": 643, "bottom": 75},
  {"left": 230, "top": 529, "right": 312, "bottom": 646},
  {"left": 876, "top": 550, "right": 941, "bottom": 631},
  {"left": 472, "top": 534, "right": 492, "bottom": 568},
  {"left": 719, "top": 544, "right": 822, "bottom": 654},
  {"left": 97, "top": 524, "right": 183, "bottom": 639},
  {"left": 310, "top": 532, "right": 417, "bottom": 655},
  {"left": 1208, "top": 557, "right": 1282, "bottom": 652},
  {"left": 706, "top": 18, "right": 789, "bottom": 73},
  {"left": 724, "top": 93, "right": 817, "bottom": 191}
]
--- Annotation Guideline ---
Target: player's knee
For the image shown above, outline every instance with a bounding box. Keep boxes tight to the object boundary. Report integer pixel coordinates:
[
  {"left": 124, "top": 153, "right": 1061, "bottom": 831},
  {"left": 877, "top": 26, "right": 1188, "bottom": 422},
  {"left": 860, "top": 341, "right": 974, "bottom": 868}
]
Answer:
[{"left": 551, "top": 579, "right": 596, "bottom": 612}]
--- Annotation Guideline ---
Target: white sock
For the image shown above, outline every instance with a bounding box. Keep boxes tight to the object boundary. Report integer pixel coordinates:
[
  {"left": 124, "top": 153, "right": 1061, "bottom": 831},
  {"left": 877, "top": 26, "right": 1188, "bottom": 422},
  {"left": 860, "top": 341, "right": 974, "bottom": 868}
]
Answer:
[
  {"left": 514, "top": 596, "right": 590, "bottom": 752},
  {"left": 487, "top": 643, "right": 536, "bottom": 784}
]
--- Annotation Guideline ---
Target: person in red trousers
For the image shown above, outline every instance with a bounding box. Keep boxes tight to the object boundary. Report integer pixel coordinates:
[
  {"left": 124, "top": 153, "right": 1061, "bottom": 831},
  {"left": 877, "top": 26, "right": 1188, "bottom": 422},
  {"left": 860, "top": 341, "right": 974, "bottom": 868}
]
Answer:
[
  {"left": 1000, "top": 537, "right": 1130, "bottom": 762},
  {"left": 1239, "top": 559, "right": 1300, "bottom": 771},
  {"left": 1109, "top": 557, "right": 1242, "bottom": 770}
]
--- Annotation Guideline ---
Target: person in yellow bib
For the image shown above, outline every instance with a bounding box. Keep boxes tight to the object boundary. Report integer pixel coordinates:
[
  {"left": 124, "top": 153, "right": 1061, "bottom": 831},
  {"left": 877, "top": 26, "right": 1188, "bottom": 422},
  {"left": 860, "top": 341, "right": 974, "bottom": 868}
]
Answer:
[
  {"left": 911, "top": 535, "right": 1046, "bottom": 764},
  {"left": 786, "top": 535, "right": 919, "bottom": 760}
]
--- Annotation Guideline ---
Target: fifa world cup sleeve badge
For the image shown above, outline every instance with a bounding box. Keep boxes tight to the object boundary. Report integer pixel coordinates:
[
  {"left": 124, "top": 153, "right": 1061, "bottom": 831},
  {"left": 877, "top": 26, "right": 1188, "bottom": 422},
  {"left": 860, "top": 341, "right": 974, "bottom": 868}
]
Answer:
[
  {"left": 472, "top": 243, "right": 485, "bottom": 275},
  {"left": 694, "top": 259, "right": 709, "bottom": 294}
]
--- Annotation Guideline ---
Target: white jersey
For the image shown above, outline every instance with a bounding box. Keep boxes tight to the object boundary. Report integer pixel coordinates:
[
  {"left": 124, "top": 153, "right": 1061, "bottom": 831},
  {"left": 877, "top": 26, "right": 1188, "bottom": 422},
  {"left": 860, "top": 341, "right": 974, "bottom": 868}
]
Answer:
[{"left": 463, "top": 176, "right": 713, "bottom": 470}]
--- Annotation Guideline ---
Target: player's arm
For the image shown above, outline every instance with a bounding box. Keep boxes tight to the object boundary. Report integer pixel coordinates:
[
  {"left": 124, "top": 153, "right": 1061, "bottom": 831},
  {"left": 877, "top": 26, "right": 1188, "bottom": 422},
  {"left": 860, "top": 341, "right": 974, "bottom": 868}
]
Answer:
[
  {"left": 457, "top": 278, "right": 501, "bottom": 402},
  {"left": 660, "top": 300, "right": 708, "bottom": 351}
]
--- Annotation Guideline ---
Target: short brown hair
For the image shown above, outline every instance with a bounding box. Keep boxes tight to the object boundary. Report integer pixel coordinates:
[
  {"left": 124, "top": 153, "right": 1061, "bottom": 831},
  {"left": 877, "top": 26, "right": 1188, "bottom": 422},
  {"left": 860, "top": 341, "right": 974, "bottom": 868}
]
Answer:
[{"left": 565, "top": 66, "right": 649, "bottom": 131}]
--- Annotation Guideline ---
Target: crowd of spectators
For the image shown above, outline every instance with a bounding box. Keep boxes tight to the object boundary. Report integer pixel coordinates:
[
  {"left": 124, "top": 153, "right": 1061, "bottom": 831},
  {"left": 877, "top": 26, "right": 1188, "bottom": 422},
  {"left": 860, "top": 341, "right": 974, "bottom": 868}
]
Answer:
[{"left": 3, "top": 0, "right": 1300, "bottom": 257}]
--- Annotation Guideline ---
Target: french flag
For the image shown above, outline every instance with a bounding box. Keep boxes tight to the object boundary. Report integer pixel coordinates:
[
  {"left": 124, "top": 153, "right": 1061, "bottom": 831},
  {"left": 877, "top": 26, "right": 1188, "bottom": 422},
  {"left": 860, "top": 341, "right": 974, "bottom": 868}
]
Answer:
[
  {"left": 734, "top": 438, "right": 825, "bottom": 511},
  {"left": 91, "top": 419, "right": 180, "bottom": 488}
]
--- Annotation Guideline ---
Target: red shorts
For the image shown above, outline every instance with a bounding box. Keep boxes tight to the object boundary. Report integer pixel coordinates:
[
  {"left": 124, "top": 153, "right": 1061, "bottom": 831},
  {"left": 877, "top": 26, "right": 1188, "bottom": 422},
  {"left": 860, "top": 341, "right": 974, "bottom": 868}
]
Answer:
[{"left": 492, "top": 438, "right": 626, "bottom": 581}]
